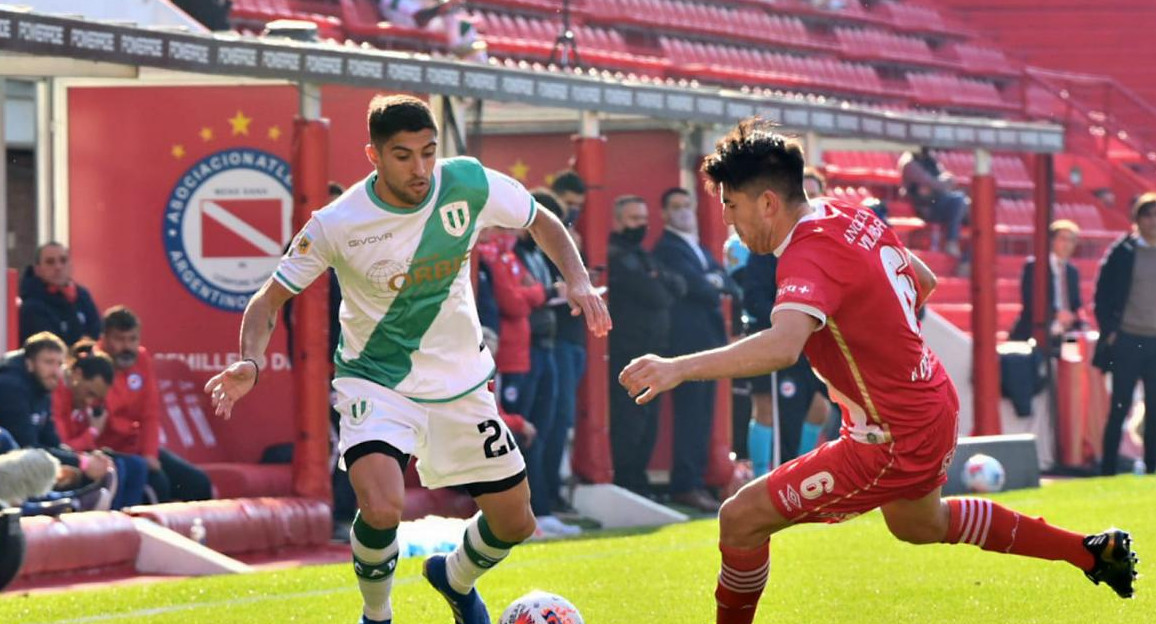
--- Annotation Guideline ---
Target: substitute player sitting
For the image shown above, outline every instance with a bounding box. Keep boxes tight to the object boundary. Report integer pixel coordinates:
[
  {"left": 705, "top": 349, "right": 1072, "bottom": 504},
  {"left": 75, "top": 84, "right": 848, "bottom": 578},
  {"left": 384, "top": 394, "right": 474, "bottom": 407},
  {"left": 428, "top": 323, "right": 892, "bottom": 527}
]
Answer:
[
  {"left": 619, "top": 119, "right": 1136, "bottom": 624},
  {"left": 205, "top": 95, "right": 610, "bottom": 624}
]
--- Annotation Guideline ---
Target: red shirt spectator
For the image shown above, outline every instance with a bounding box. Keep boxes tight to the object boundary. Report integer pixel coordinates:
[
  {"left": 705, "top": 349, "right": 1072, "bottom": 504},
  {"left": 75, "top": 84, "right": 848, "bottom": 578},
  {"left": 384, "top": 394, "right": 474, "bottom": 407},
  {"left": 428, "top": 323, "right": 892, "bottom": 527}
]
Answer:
[
  {"left": 92, "top": 344, "right": 160, "bottom": 460},
  {"left": 475, "top": 232, "right": 545, "bottom": 374},
  {"left": 51, "top": 345, "right": 116, "bottom": 453}
]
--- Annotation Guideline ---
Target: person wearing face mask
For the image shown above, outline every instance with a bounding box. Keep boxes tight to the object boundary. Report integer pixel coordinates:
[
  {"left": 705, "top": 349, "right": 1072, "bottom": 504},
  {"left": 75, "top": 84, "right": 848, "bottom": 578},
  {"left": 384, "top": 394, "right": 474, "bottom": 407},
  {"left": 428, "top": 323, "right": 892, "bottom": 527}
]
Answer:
[
  {"left": 653, "top": 187, "right": 740, "bottom": 513},
  {"left": 607, "top": 195, "right": 686, "bottom": 497},
  {"left": 51, "top": 340, "right": 149, "bottom": 509},
  {"left": 19, "top": 242, "right": 102, "bottom": 345},
  {"left": 98, "top": 306, "right": 212, "bottom": 502}
]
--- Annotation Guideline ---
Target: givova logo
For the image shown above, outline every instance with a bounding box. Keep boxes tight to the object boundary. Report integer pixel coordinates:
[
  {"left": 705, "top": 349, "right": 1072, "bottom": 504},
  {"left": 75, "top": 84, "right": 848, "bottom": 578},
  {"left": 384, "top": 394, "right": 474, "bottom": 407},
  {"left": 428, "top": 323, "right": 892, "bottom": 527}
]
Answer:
[{"left": 163, "top": 148, "right": 292, "bottom": 312}]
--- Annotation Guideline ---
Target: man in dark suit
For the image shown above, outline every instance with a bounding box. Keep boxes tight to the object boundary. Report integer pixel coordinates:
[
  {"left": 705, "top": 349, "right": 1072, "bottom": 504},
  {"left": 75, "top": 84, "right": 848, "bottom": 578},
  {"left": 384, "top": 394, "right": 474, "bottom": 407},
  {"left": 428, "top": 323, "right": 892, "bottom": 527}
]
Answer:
[
  {"left": 1010, "top": 220, "right": 1084, "bottom": 342},
  {"left": 654, "top": 188, "right": 739, "bottom": 512},
  {"left": 607, "top": 195, "right": 685, "bottom": 498}
]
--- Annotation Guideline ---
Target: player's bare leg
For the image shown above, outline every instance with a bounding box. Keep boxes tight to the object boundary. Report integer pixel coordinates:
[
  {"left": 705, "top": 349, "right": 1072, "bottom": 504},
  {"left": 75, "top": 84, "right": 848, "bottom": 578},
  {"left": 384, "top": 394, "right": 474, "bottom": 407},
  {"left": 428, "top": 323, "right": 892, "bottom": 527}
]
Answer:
[
  {"left": 715, "top": 474, "right": 792, "bottom": 624},
  {"left": 348, "top": 452, "right": 408, "bottom": 624},
  {"left": 881, "top": 487, "right": 1137, "bottom": 598},
  {"left": 425, "top": 475, "right": 536, "bottom": 624}
]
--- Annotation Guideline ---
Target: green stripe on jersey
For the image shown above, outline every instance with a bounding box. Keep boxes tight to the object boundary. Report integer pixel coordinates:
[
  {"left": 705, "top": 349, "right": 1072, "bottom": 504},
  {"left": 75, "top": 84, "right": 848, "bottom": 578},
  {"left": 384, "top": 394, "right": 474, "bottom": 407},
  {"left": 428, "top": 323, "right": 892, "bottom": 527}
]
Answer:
[
  {"left": 336, "top": 158, "right": 489, "bottom": 389},
  {"left": 274, "top": 270, "right": 303, "bottom": 293}
]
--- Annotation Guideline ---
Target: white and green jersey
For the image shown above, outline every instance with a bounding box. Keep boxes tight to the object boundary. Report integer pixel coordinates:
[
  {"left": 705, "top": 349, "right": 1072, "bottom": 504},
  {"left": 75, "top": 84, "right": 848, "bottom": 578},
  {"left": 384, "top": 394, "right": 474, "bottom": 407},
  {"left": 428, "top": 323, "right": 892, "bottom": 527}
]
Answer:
[{"left": 274, "top": 157, "right": 537, "bottom": 402}]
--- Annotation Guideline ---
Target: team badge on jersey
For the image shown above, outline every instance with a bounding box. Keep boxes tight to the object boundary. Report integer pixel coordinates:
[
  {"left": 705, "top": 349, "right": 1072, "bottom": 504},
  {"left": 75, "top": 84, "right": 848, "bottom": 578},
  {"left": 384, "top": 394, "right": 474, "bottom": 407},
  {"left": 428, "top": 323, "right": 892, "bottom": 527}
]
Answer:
[
  {"left": 349, "top": 399, "right": 374, "bottom": 424},
  {"left": 127, "top": 373, "right": 143, "bottom": 391},
  {"left": 294, "top": 233, "right": 313, "bottom": 256},
  {"left": 162, "top": 148, "right": 293, "bottom": 312},
  {"left": 439, "top": 201, "right": 471, "bottom": 237}
]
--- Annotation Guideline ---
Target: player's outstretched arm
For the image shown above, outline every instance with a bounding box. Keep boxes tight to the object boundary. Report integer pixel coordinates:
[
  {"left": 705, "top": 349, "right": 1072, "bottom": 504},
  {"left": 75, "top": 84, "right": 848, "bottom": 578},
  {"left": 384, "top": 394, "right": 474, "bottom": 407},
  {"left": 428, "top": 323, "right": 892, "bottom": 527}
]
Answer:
[
  {"left": 204, "top": 278, "right": 295, "bottom": 419},
  {"left": 526, "top": 206, "right": 612, "bottom": 337},
  {"left": 909, "top": 251, "right": 937, "bottom": 307},
  {"left": 619, "top": 310, "right": 817, "bottom": 404}
]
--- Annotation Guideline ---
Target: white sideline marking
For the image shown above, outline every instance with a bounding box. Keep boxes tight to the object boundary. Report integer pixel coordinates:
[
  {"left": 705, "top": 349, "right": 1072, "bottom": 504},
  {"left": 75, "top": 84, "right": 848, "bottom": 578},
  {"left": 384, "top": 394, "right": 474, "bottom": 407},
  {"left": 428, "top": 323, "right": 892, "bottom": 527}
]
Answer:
[{"left": 32, "top": 537, "right": 720, "bottom": 623}]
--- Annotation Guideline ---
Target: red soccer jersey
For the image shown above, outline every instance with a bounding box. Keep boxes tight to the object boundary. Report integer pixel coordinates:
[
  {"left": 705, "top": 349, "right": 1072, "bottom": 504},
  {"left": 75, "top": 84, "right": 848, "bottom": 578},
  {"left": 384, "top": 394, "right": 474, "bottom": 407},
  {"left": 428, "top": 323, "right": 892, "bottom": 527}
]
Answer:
[{"left": 771, "top": 199, "right": 956, "bottom": 443}]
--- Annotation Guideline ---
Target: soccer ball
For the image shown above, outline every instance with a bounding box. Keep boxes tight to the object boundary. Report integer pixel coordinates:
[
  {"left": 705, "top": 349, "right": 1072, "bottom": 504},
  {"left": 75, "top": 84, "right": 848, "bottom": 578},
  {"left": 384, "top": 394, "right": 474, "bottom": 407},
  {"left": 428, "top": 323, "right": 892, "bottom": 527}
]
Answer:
[
  {"left": 498, "top": 591, "right": 584, "bottom": 624},
  {"left": 961, "top": 454, "right": 1006, "bottom": 493}
]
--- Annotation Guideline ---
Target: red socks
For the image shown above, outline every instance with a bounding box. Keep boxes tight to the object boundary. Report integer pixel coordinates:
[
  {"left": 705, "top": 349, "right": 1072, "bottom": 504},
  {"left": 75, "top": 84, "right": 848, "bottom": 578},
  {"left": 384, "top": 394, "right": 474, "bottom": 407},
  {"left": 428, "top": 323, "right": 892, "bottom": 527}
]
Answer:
[
  {"left": 945, "top": 498, "right": 1093, "bottom": 570},
  {"left": 716, "top": 541, "right": 769, "bottom": 624}
]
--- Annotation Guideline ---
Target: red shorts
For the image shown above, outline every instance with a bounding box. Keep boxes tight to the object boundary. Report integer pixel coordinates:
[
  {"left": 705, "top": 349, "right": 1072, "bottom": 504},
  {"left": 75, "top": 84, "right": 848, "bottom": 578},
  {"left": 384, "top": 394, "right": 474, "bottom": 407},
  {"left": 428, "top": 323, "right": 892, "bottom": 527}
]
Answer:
[{"left": 765, "top": 405, "right": 959, "bottom": 524}]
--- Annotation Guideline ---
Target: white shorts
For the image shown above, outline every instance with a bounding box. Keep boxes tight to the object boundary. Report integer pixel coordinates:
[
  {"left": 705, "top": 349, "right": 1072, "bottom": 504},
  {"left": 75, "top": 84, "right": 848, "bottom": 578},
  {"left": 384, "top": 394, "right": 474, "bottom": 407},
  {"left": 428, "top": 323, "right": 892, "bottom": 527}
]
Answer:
[{"left": 333, "top": 376, "right": 525, "bottom": 490}]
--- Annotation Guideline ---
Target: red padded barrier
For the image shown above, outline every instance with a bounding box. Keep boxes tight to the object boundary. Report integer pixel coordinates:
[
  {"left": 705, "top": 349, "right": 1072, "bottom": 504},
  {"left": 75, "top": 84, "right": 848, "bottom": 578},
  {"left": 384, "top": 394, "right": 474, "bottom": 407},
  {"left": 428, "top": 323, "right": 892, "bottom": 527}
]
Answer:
[
  {"left": 126, "top": 498, "right": 330, "bottom": 556},
  {"left": 18, "top": 512, "right": 140, "bottom": 578},
  {"left": 200, "top": 464, "right": 294, "bottom": 499}
]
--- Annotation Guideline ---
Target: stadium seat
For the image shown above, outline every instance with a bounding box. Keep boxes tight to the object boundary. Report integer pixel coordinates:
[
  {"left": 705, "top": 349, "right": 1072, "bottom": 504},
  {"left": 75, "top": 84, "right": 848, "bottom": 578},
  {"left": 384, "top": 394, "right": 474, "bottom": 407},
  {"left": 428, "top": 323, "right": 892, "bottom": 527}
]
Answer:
[{"left": 153, "top": 357, "right": 293, "bottom": 499}]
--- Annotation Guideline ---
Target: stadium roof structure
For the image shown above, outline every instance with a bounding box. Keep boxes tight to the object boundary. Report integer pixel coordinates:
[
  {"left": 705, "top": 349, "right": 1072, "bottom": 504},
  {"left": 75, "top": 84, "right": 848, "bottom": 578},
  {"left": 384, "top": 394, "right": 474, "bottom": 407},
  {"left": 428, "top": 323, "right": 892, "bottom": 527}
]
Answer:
[{"left": 0, "top": 4, "right": 1066, "bottom": 153}]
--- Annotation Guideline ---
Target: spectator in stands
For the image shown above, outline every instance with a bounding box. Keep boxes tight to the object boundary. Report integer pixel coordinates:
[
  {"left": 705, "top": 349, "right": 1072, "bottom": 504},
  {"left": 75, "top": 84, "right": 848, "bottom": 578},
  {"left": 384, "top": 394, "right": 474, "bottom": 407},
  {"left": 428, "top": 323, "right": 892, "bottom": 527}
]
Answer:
[
  {"left": 1010, "top": 219, "right": 1084, "bottom": 342},
  {"left": 551, "top": 170, "right": 588, "bottom": 255},
  {"left": 378, "top": 0, "right": 487, "bottom": 62},
  {"left": 534, "top": 189, "right": 587, "bottom": 517},
  {"left": 19, "top": 242, "right": 101, "bottom": 345},
  {"left": 1093, "top": 192, "right": 1156, "bottom": 475},
  {"left": 512, "top": 201, "right": 578, "bottom": 535},
  {"left": 655, "top": 187, "right": 739, "bottom": 512},
  {"left": 51, "top": 341, "right": 149, "bottom": 509},
  {"left": 98, "top": 307, "right": 212, "bottom": 501},
  {"left": 476, "top": 229, "right": 574, "bottom": 536},
  {"left": 0, "top": 332, "right": 118, "bottom": 501},
  {"left": 551, "top": 170, "right": 587, "bottom": 229},
  {"left": 898, "top": 147, "right": 969, "bottom": 258},
  {"left": 607, "top": 195, "right": 685, "bottom": 498}
]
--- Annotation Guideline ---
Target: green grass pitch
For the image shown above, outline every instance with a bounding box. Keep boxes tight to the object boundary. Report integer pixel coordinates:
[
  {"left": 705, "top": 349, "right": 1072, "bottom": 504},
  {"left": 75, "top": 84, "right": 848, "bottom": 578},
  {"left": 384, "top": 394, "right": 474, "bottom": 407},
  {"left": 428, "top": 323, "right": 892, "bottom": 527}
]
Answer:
[{"left": 4, "top": 477, "right": 1152, "bottom": 623}]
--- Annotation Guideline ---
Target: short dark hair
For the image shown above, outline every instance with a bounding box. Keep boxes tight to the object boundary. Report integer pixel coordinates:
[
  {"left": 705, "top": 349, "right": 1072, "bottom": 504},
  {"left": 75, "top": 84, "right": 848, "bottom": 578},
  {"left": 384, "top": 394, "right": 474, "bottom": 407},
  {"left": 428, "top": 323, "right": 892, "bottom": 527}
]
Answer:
[
  {"left": 1132, "top": 191, "right": 1156, "bottom": 222},
  {"left": 24, "top": 331, "right": 65, "bottom": 360},
  {"left": 328, "top": 182, "right": 345, "bottom": 197},
  {"left": 367, "top": 95, "right": 437, "bottom": 150},
  {"left": 550, "top": 170, "right": 587, "bottom": 196},
  {"left": 613, "top": 194, "right": 646, "bottom": 220},
  {"left": 33, "top": 242, "right": 66, "bottom": 265},
  {"left": 530, "top": 188, "right": 565, "bottom": 219},
  {"left": 69, "top": 339, "right": 114, "bottom": 385},
  {"left": 701, "top": 118, "right": 807, "bottom": 204},
  {"left": 660, "top": 187, "right": 691, "bottom": 210},
  {"left": 103, "top": 306, "right": 141, "bottom": 334}
]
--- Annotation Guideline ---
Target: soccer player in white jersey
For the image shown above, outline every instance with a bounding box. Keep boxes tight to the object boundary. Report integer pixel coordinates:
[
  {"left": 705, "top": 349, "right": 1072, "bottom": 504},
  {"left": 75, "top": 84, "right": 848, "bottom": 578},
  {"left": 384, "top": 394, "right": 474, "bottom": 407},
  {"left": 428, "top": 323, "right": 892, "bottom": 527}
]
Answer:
[{"left": 205, "top": 95, "right": 610, "bottom": 624}]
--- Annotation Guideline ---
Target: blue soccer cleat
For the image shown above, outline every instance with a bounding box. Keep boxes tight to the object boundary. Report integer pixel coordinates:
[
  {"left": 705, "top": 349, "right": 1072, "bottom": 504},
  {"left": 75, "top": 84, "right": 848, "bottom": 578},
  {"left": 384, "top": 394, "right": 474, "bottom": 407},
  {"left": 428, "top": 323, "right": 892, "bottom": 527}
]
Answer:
[
  {"left": 422, "top": 554, "right": 491, "bottom": 624},
  {"left": 358, "top": 617, "right": 390, "bottom": 624}
]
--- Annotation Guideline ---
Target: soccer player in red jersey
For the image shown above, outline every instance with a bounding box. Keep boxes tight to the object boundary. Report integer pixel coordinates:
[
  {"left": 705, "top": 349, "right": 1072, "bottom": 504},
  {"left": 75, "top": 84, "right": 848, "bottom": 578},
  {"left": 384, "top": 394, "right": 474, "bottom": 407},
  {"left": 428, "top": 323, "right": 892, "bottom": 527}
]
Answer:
[{"left": 619, "top": 119, "right": 1137, "bottom": 624}]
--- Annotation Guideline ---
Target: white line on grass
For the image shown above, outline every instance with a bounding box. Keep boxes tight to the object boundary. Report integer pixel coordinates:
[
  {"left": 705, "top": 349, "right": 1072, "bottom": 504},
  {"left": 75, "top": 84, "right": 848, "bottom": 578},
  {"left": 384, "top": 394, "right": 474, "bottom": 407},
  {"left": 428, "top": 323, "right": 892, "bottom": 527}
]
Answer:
[{"left": 31, "top": 536, "right": 721, "bottom": 624}]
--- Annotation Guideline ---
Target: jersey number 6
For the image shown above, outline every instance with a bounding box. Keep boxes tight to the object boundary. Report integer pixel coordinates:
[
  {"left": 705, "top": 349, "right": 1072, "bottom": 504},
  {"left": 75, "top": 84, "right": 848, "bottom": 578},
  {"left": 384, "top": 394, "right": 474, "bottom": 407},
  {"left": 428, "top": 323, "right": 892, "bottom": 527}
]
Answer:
[{"left": 800, "top": 471, "right": 836, "bottom": 500}]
